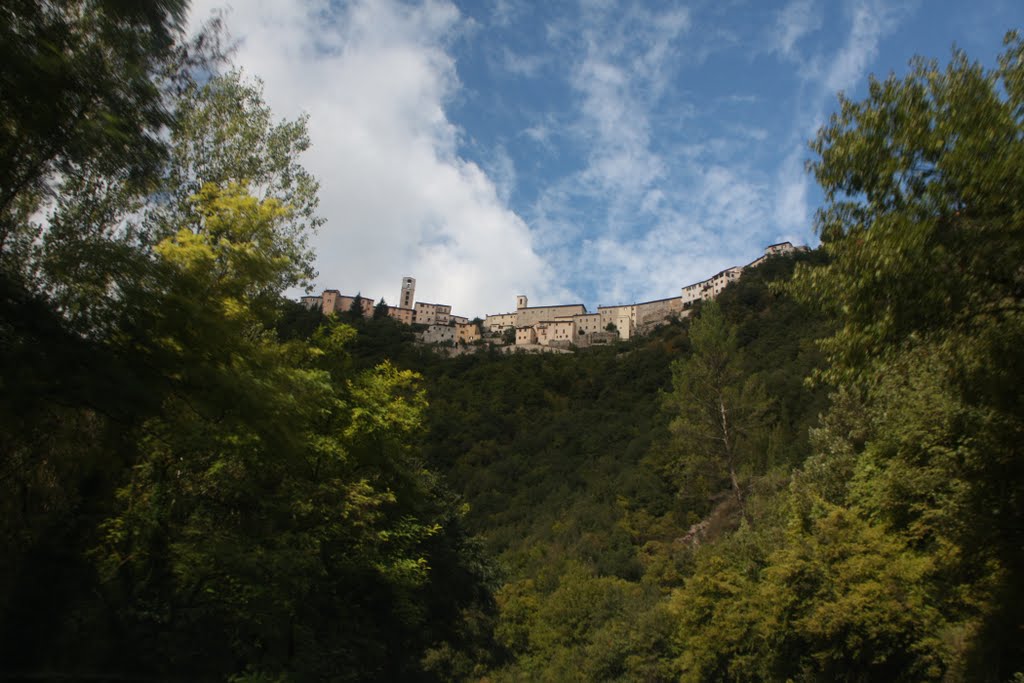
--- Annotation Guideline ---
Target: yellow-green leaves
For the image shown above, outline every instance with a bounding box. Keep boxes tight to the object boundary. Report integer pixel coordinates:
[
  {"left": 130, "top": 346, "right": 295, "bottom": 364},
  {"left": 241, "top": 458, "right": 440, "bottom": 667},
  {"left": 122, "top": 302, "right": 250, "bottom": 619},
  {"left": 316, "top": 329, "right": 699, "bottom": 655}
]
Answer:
[{"left": 155, "top": 182, "right": 298, "bottom": 317}]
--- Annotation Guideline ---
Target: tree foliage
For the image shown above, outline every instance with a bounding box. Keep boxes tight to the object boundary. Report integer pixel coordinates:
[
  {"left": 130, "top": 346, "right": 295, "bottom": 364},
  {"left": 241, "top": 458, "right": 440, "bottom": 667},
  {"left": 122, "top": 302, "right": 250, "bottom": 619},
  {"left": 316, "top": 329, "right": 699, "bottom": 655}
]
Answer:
[
  {"left": 664, "top": 300, "right": 771, "bottom": 508},
  {"left": 4, "top": 8, "right": 1023, "bottom": 681},
  {"left": 0, "top": 14, "right": 492, "bottom": 678},
  {"left": 792, "top": 31, "right": 1024, "bottom": 383},
  {"left": 783, "top": 31, "right": 1024, "bottom": 679}
]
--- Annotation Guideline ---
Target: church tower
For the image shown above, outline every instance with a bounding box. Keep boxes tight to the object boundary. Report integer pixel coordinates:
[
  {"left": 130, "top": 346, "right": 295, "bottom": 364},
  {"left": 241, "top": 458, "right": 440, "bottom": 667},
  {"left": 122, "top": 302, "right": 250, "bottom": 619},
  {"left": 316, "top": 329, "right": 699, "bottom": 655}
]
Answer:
[{"left": 400, "top": 276, "right": 416, "bottom": 309}]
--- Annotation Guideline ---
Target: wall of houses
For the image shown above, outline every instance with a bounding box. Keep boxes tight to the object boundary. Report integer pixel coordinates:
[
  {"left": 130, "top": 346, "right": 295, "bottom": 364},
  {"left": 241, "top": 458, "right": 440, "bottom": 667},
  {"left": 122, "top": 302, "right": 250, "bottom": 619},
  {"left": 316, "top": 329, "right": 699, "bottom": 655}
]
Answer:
[
  {"left": 635, "top": 296, "right": 683, "bottom": 328},
  {"left": 387, "top": 307, "right": 414, "bottom": 325},
  {"left": 484, "top": 312, "right": 517, "bottom": 332},
  {"left": 573, "top": 313, "right": 603, "bottom": 337},
  {"left": 534, "top": 319, "right": 576, "bottom": 346},
  {"left": 337, "top": 295, "right": 377, "bottom": 317},
  {"left": 597, "top": 305, "right": 637, "bottom": 340},
  {"left": 414, "top": 302, "right": 452, "bottom": 326},
  {"left": 515, "top": 304, "right": 587, "bottom": 328},
  {"left": 456, "top": 321, "right": 481, "bottom": 343},
  {"left": 418, "top": 324, "right": 456, "bottom": 345},
  {"left": 300, "top": 295, "right": 322, "bottom": 309},
  {"left": 516, "top": 326, "right": 537, "bottom": 345},
  {"left": 321, "top": 289, "right": 340, "bottom": 313},
  {"left": 301, "top": 242, "right": 804, "bottom": 351}
]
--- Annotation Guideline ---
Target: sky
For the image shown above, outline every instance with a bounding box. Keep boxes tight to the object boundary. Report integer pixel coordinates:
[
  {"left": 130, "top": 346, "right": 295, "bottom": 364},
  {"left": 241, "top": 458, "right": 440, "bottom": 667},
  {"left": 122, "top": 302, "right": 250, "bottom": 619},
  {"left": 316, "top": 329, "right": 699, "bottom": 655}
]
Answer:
[{"left": 187, "top": 0, "right": 1024, "bottom": 319}]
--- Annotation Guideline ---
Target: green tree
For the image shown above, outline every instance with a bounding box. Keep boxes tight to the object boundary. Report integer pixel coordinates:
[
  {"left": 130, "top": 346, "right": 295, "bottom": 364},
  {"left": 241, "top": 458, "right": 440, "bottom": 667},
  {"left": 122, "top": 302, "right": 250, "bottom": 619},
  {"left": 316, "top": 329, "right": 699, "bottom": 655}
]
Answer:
[
  {"left": 148, "top": 69, "right": 321, "bottom": 285},
  {"left": 0, "top": 21, "right": 494, "bottom": 677},
  {"left": 664, "top": 301, "right": 770, "bottom": 509},
  {"left": 670, "top": 502, "right": 948, "bottom": 682},
  {"left": 349, "top": 291, "right": 366, "bottom": 319},
  {"left": 0, "top": 0, "right": 225, "bottom": 272},
  {"left": 791, "top": 32, "right": 1024, "bottom": 383},
  {"left": 0, "top": 4, "right": 223, "bottom": 671},
  {"left": 374, "top": 297, "right": 389, "bottom": 319},
  {"left": 86, "top": 184, "right": 489, "bottom": 678},
  {"left": 788, "top": 32, "right": 1024, "bottom": 678}
]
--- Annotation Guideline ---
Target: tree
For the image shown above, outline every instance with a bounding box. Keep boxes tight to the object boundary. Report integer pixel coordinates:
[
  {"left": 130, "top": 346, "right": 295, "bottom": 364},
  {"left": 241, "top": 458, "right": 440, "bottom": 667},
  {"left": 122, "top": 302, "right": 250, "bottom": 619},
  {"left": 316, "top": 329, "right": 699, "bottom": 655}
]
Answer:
[
  {"left": 0, "top": 0, "right": 224, "bottom": 262},
  {"left": 0, "top": 22, "right": 494, "bottom": 677},
  {"left": 664, "top": 301, "right": 769, "bottom": 508},
  {"left": 148, "top": 69, "right": 320, "bottom": 282},
  {"left": 790, "top": 31, "right": 1024, "bottom": 383},
  {"left": 788, "top": 33, "right": 1024, "bottom": 678},
  {"left": 84, "top": 184, "right": 490, "bottom": 678},
  {"left": 374, "top": 298, "right": 389, "bottom": 319},
  {"left": 0, "top": 7, "right": 224, "bottom": 670},
  {"left": 349, "top": 291, "right": 365, "bottom": 319}
]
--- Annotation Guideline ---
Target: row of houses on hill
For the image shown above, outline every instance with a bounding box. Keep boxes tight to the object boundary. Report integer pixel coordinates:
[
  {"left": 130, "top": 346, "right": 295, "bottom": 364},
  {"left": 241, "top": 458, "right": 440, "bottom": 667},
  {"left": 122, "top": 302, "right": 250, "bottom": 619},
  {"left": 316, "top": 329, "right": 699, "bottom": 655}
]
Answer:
[
  {"left": 299, "top": 242, "right": 806, "bottom": 350},
  {"left": 299, "top": 277, "right": 482, "bottom": 344},
  {"left": 483, "top": 242, "right": 806, "bottom": 349}
]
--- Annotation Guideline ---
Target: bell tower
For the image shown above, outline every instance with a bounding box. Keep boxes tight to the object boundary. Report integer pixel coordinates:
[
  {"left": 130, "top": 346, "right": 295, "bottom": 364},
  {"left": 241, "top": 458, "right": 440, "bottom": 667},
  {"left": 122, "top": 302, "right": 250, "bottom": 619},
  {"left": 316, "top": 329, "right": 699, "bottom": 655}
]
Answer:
[
  {"left": 516, "top": 295, "right": 528, "bottom": 309},
  {"left": 400, "top": 276, "right": 416, "bottom": 309}
]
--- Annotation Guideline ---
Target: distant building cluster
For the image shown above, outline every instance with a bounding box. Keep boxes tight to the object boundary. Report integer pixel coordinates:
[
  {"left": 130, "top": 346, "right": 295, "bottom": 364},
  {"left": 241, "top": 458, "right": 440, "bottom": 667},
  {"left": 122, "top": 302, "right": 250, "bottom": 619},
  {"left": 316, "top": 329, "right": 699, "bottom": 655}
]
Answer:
[
  {"left": 484, "top": 241, "right": 805, "bottom": 349},
  {"left": 299, "top": 277, "right": 478, "bottom": 345},
  {"left": 299, "top": 242, "right": 805, "bottom": 351}
]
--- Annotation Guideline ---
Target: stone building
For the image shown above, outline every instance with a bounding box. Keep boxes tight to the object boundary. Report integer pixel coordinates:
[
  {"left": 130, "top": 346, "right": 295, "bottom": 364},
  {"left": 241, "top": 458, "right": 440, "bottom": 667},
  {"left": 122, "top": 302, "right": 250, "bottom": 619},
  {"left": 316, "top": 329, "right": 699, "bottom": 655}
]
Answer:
[
  {"left": 300, "top": 295, "right": 323, "bottom": 309},
  {"left": 512, "top": 295, "right": 587, "bottom": 328},
  {"left": 321, "top": 289, "right": 340, "bottom": 313},
  {"left": 597, "top": 304, "right": 637, "bottom": 340},
  {"left": 310, "top": 289, "right": 378, "bottom": 316},
  {"left": 418, "top": 324, "right": 456, "bottom": 345},
  {"left": 414, "top": 302, "right": 452, "bottom": 326},
  {"left": 455, "top": 321, "right": 481, "bottom": 343},
  {"left": 535, "top": 319, "right": 576, "bottom": 347},
  {"left": 337, "top": 294, "right": 376, "bottom": 317},
  {"left": 515, "top": 326, "right": 537, "bottom": 345},
  {"left": 681, "top": 266, "right": 741, "bottom": 309},
  {"left": 399, "top": 276, "right": 416, "bottom": 309},
  {"left": 484, "top": 312, "right": 517, "bottom": 333},
  {"left": 387, "top": 306, "right": 414, "bottom": 325},
  {"left": 572, "top": 312, "right": 604, "bottom": 337},
  {"left": 634, "top": 296, "right": 684, "bottom": 330}
]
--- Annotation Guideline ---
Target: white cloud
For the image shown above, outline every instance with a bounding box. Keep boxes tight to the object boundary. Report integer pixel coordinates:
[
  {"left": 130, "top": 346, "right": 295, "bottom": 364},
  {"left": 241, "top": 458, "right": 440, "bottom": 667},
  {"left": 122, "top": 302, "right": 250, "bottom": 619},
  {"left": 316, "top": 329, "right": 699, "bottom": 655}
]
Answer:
[
  {"left": 523, "top": 123, "right": 550, "bottom": 144},
  {"left": 501, "top": 47, "right": 546, "bottom": 77},
  {"left": 521, "top": 3, "right": 791, "bottom": 309},
  {"left": 186, "top": 0, "right": 559, "bottom": 318},
  {"left": 775, "top": 147, "right": 810, "bottom": 235},
  {"left": 490, "top": 0, "right": 524, "bottom": 28},
  {"left": 774, "top": 0, "right": 822, "bottom": 58},
  {"left": 825, "top": 0, "right": 910, "bottom": 93},
  {"left": 570, "top": 5, "right": 690, "bottom": 201}
]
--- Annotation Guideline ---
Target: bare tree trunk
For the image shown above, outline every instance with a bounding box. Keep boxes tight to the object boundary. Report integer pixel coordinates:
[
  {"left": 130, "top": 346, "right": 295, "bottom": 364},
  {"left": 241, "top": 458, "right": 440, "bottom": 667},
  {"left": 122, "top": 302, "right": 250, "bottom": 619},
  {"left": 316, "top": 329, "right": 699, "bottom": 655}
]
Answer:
[{"left": 719, "top": 396, "right": 743, "bottom": 505}]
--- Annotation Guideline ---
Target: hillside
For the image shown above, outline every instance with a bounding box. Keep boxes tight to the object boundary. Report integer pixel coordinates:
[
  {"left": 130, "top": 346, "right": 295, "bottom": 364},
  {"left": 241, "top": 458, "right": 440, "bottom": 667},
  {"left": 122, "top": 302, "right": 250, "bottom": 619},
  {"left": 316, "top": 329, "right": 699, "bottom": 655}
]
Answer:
[{"left": 2, "top": 8, "right": 1023, "bottom": 680}]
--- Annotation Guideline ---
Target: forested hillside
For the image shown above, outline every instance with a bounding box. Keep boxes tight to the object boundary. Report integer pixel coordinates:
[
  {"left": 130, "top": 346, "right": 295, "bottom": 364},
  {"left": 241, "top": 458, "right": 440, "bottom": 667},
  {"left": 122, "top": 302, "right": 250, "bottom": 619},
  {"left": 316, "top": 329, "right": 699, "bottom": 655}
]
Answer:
[{"left": 1, "top": 2, "right": 1022, "bottom": 680}]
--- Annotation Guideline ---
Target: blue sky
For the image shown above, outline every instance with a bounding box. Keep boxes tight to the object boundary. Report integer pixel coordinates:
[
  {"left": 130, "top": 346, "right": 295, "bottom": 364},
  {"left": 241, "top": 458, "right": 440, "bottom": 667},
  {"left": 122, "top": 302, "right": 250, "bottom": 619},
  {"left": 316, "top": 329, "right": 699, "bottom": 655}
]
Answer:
[{"left": 188, "top": 0, "right": 1024, "bottom": 318}]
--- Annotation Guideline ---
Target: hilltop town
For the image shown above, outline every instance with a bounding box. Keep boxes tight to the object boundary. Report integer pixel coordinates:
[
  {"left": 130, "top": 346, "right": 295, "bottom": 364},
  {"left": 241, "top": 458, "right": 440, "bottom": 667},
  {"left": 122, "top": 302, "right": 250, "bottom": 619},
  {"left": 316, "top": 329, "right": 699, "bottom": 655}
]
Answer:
[{"left": 300, "top": 242, "right": 807, "bottom": 351}]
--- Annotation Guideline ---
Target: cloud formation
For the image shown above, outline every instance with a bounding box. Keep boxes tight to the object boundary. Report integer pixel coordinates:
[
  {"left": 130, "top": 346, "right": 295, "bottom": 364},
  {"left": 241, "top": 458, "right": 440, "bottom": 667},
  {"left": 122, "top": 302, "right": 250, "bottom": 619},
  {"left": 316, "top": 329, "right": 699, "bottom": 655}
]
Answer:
[
  {"left": 825, "top": 0, "right": 908, "bottom": 92},
  {"left": 178, "top": 0, "right": 971, "bottom": 317},
  {"left": 188, "top": 0, "right": 559, "bottom": 318},
  {"left": 774, "top": 0, "right": 823, "bottom": 58}
]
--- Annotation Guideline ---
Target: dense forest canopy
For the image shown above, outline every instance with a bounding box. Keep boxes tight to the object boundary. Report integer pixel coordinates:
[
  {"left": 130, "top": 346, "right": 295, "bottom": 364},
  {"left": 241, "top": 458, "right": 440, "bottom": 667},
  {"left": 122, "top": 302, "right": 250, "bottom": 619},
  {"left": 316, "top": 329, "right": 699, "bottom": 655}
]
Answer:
[{"left": 1, "top": 1, "right": 1022, "bottom": 680}]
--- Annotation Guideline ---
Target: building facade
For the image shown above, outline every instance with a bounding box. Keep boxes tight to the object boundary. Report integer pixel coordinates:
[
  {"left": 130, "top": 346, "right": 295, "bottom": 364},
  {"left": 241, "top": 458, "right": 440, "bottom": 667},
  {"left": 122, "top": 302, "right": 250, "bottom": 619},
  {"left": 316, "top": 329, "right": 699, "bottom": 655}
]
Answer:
[
  {"left": 387, "top": 306, "right": 415, "bottom": 325},
  {"left": 455, "top": 321, "right": 481, "bottom": 343},
  {"left": 418, "top": 324, "right": 456, "bottom": 345},
  {"left": 298, "top": 242, "right": 805, "bottom": 351},
  {"left": 399, "top": 276, "right": 416, "bottom": 309},
  {"left": 414, "top": 302, "right": 452, "bottom": 326}
]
